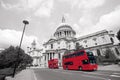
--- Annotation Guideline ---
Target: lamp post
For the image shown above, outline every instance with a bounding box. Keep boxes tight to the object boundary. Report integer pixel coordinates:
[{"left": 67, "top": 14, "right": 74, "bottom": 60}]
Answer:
[{"left": 12, "top": 20, "right": 29, "bottom": 77}]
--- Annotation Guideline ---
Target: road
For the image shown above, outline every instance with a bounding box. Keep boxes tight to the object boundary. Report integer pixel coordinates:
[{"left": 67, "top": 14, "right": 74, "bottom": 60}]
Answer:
[{"left": 34, "top": 68, "right": 120, "bottom": 80}]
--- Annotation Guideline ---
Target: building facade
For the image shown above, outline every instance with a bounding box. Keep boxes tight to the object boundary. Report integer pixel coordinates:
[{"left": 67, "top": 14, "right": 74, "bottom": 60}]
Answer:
[
  {"left": 43, "top": 17, "right": 120, "bottom": 67},
  {"left": 27, "top": 40, "right": 44, "bottom": 67},
  {"left": 28, "top": 17, "right": 120, "bottom": 68}
]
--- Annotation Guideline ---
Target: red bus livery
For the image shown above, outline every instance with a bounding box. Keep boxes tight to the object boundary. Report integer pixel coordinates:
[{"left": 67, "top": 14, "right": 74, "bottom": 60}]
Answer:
[
  {"left": 62, "top": 50, "right": 98, "bottom": 71},
  {"left": 48, "top": 59, "right": 59, "bottom": 69}
]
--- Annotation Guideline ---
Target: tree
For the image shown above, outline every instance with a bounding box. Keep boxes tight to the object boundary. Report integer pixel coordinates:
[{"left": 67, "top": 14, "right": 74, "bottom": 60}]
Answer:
[
  {"left": 116, "top": 29, "right": 120, "bottom": 41},
  {"left": 104, "top": 48, "right": 117, "bottom": 62},
  {"left": 0, "top": 46, "right": 33, "bottom": 69}
]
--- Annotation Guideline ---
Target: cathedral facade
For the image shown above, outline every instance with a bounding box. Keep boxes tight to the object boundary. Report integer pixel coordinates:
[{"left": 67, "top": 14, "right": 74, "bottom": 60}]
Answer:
[
  {"left": 43, "top": 17, "right": 120, "bottom": 67},
  {"left": 27, "top": 17, "right": 120, "bottom": 68},
  {"left": 27, "top": 40, "right": 44, "bottom": 67}
]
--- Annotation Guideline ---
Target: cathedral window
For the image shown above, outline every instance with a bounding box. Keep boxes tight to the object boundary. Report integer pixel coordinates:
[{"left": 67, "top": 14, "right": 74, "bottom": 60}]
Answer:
[
  {"left": 64, "top": 31, "right": 66, "bottom": 36},
  {"left": 93, "top": 38, "right": 97, "bottom": 41},
  {"left": 57, "top": 41, "right": 60, "bottom": 44},
  {"left": 45, "top": 45, "right": 47, "bottom": 48},
  {"left": 58, "top": 53, "right": 61, "bottom": 59},
  {"left": 58, "top": 46, "right": 60, "bottom": 49},
  {"left": 115, "top": 48, "right": 120, "bottom": 55},
  {"left": 95, "top": 43, "right": 97, "bottom": 45},
  {"left": 60, "top": 32, "right": 61, "bottom": 36},
  {"left": 102, "top": 36, "right": 106, "bottom": 43},
  {"left": 110, "top": 37, "right": 114, "bottom": 43},
  {"left": 83, "top": 40, "right": 87, "bottom": 43},
  {"left": 45, "top": 55, "right": 46, "bottom": 61},
  {"left": 51, "top": 44, "right": 53, "bottom": 49}
]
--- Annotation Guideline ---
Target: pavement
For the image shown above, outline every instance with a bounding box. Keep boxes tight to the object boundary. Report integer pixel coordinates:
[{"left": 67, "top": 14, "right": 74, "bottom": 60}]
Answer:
[
  {"left": 6, "top": 64, "right": 120, "bottom": 80},
  {"left": 6, "top": 69, "right": 36, "bottom": 80},
  {"left": 98, "top": 64, "right": 120, "bottom": 71}
]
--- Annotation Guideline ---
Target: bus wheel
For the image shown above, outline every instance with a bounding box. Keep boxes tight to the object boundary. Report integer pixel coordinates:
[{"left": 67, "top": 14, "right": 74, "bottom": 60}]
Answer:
[{"left": 79, "top": 67, "right": 82, "bottom": 71}]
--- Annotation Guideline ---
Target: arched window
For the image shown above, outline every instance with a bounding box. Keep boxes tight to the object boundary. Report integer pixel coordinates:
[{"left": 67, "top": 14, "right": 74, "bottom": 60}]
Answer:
[
  {"left": 110, "top": 37, "right": 114, "bottom": 43},
  {"left": 70, "top": 31, "right": 71, "bottom": 36},
  {"left": 53, "top": 53, "right": 55, "bottom": 58},
  {"left": 60, "top": 32, "right": 61, "bottom": 36},
  {"left": 50, "top": 53, "right": 52, "bottom": 59},
  {"left": 115, "top": 48, "right": 120, "bottom": 55},
  {"left": 48, "top": 53, "right": 49, "bottom": 60},
  {"left": 58, "top": 53, "right": 61, "bottom": 59},
  {"left": 96, "top": 49, "right": 101, "bottom": 56},
  {"left": 45, "top": 55, "right": 46, "bottom": 61},
  {"left": 51, "top": 44, "right": 53, "bottom": 49},
  {"left": 64, "top": 31, "right": 66, "bottom": 36}
]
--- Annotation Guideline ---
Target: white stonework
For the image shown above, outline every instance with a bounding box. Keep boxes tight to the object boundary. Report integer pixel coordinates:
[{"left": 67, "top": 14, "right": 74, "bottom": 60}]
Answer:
[
  {"left": 43, "top": 17, "right": 120, "bottom": 67},
  {"left": 27, "top": 40, "right": 44, "bottom": 68},
  {"left": 27, "top": 17, "right": 120, "bottom": 68}
]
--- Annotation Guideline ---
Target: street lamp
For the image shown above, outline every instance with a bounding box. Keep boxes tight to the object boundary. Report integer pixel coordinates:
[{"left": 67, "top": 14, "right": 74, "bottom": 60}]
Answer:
[{"left": 12, "top": 20, "right": 29, "bottom": 77}]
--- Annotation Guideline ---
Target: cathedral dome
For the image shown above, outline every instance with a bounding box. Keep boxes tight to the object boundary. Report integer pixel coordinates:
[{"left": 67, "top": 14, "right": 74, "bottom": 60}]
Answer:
[
  {"left": 54, "top": 16, "right": 76, "bottom": 39},
  {"left": 56, "top": 23, "right": 76, "bottom": 34},
  {"left": 56, "top": 23, "right": 72, "bottom": 31}
]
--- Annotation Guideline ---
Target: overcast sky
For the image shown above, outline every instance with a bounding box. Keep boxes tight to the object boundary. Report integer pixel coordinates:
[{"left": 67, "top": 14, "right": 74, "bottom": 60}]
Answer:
[{"left": 0, "top": 0, "right": 120, "bottom": 51}]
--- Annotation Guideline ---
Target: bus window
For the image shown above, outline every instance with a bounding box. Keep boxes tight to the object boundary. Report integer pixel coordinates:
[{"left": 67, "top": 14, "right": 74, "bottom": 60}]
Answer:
[
  {"left": 89, "top": 59, "right": 96, "bottom": 64},
  {"left": 86, "top": 52, "right": 93, "bottom": 56},
  {"left": 64, "top": 62, "right": 73, "bottom": 65},
  {"left": 82, "top": 60, "right": 89, "bottom": 64},
  {"left": 76, "top": 51, "right": 84, "bottom": 56}
]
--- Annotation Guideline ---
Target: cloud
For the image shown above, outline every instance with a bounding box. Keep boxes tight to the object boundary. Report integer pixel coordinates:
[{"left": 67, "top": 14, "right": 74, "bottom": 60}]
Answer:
[
  {"left": 25, "top": 0, "right": 43, "bottom": 9},
  {"left": 0, "top": 0, "right": 20, "bottom": 10},
  {"left": 94, "top": 5, "right": 120, "bottom": 31},
  {"left": 73, "top": 24, "right": 81, "bottom": 37},
  {"left": 0, "top": 0, "right": 54, "bottom": 17},
  {"left": 58, "top": 0, "right": 105, "bottom": 9},
  {"left": 77, "top": 5, "right": 120, "bottom": 36},
  {"left": 34, "top": 0, "right": 54, "bottom": 17},
  {"left": 0, "top": 0, "right": 43, "bottom": 10},
  {"left": 78, "top": 0, "right": 105, "bottom": 9},
  {"left": 0, "top": 29, "right": 39, "bottom": 51},
  {"left": 73, "top": 0, "right": 106, "bottom": 36},
  {"left": 79, "top": 16, "right": 94, "bottom": 27}
]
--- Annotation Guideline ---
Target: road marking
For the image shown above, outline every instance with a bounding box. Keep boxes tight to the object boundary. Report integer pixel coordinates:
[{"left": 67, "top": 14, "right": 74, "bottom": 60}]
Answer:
[
  {"left": 110, "top": 75, "right": 120, "bottom": 77},
  {"left": 32, "top": 70, "right": 38, "bottom": 80},
  {"left": 83, "top": 72, "right": 106, "bottom": 76},
  {"left": 60, "top": 72, "right": 73, "bottom": 74},
  {"left": 52, "top": 70, "right": 73, "bottom": 74},
  {"left": 81, "top": 74, "right": 108, "bottom": 80},
  {"left": 113, "top": 73, "right": 120, "bottom": 75},
  {"left": 53, "top": 70, "right": 108, "bottom": 80}
]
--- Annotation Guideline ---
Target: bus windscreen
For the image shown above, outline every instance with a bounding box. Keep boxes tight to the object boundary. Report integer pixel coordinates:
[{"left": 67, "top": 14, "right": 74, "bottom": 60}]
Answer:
[{"left": 86, "top": 52, "right": 96, "bottom": 64}]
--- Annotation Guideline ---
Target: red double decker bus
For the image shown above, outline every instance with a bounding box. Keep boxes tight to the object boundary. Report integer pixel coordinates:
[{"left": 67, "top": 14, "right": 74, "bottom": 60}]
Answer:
[
  {"left": 48, "top": 58, "right": 59, "bottom": 69},
  {"left": 62, "top": 50, "right": 98, "bottom": 71}
]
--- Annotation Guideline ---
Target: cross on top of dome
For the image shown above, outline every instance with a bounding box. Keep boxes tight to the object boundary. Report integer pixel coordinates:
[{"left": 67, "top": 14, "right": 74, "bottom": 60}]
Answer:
[
  {"left": 31, "top": 40, "right": 36, "bottom": 46},
  {"left": 62, "top": 16, "right": 65, "bottom": 23}
]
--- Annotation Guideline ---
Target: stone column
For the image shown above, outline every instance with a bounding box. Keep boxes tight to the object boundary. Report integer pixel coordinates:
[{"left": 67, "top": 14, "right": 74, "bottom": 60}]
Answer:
[
  {"left": 53, "top": 53, "right": 55, "bottom": 59},
  {"left": 50, "top": 53, "right": 52, "bottom": 60},
  {"left": 48, "top": 53, "right": 49, "bottom": 60}
]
